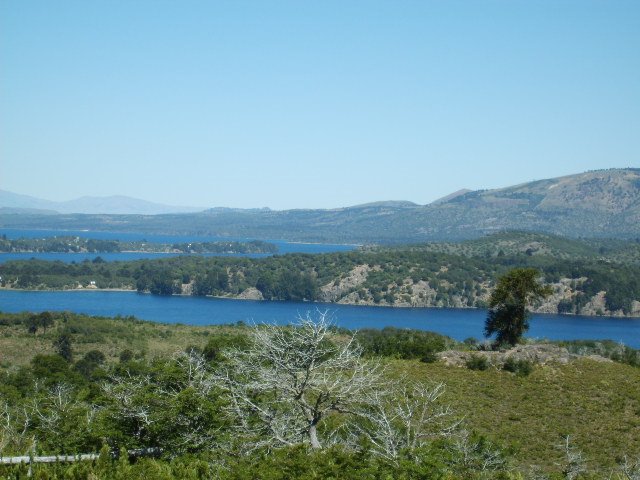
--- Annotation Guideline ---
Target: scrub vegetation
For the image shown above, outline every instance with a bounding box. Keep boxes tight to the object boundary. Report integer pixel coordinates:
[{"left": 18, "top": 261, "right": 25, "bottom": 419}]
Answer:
[{"left": 0, "top": 311, "right": 639, "bottom": 479}]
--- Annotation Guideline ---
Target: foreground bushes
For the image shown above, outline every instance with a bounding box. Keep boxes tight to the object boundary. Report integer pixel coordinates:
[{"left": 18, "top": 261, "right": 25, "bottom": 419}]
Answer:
[
  {"left": 1, "top": 312, "right": 639, "bottom": 478},
  {"left": 2, "top": 444, "right": 639, "bottom": 479}
]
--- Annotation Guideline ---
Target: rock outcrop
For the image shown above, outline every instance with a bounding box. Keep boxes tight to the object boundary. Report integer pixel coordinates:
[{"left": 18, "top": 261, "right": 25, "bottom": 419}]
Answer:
[{"left": 437, "top": 344, "right": 612, "bottom": 368}]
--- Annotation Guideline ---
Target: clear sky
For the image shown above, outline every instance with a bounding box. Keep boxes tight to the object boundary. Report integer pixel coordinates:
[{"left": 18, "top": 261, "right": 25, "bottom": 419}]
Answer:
[{"left": 1, "top": 1, "right": 638, "bottom": 210}]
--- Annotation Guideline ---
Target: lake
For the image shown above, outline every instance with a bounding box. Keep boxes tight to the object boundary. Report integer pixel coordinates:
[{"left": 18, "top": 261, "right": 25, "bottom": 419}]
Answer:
[
  {"left": 0, "top": 251, "right": 274, "bottom": 263},
  {"left": 1, "top": 290, "right": 639, "bottom": 348},
  {"left": 0, "top": 228, "right": 357, "bottom": 263}
]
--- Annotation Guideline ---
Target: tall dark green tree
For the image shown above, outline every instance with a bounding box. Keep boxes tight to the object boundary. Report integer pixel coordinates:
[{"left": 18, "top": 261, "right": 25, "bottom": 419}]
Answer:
[
  {"left": 25, "top": 314, "right": 40, "bottom": 334},
  {"left": 485, "top": 268, "right": 552, "bottom": 347},
  {"left": 38, "top": 311, "right": 54, "bottom": 333},
  {"left": 54, "top": 332, "right": 74, "bottom": 362}
]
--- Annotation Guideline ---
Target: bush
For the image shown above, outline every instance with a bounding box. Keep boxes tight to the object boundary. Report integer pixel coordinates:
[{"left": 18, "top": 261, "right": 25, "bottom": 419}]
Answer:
[
  {"left": 54, "top": 332, "right": 73, "bottom": 362},
  {"left": 463, "top": 337, "right": 479, "bottom": 349},
  {"left": 202, "top": 333, "right": 250, "bottom": 362},
  {"left": 420, "top": 350, "right": 439, "bottom": 363},
  {"left": 356, "top": 327, "right": 454, "bottom": 360},
  {"left": 465, "top": 354, "right": 490, "bottom": 371},
  {"left": 502, "top": 357, "right": 533, "bottom": 376},
  {"left": 119, "top": 349, "right": 134, "bottom": 362}
]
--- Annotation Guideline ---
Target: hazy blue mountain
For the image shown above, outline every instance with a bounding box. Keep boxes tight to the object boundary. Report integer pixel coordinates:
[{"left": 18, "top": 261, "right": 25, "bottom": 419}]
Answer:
[
  {"left": 1, "top": 169, "right": 639, "bottom": 243},
  {"left": 0, "top": 190, "right": 204, "bottom": 215},
  {"left": 0, "top": 190, "right": 57, "bottom": 211}
]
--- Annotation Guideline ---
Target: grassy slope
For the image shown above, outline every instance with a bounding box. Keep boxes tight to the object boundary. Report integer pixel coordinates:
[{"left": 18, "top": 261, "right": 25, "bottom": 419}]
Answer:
[
  {"left": 0, "top": 314, "right": 223, "bottom": 367},
  {"left": 1, "top": 314, "right": 639, "bottom": 472},
  {"left": 393, "top": 359, "right": 640, "bottom": 471}
]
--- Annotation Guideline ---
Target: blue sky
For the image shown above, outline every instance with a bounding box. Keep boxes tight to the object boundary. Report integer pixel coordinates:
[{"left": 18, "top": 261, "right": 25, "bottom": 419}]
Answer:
[{"left": 1, "top": 1, "right": 638, "bottom": 209}]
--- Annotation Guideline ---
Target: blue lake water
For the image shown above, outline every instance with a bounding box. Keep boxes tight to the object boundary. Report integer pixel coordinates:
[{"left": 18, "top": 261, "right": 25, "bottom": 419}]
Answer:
[
  {"left": 1, "top": 290, "right": 638, "bottom": 348},
  {"left": 0, "top": 228, "right": 357, "bottom": 263},
  {"left": 0, "top": 251, "right": 273, "bottom": 263}
]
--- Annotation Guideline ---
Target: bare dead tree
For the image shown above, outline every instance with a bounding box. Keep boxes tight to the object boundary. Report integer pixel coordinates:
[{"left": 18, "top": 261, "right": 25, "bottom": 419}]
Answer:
[
  {"left": 449, "top": 428, "right": 508, "bottom": 473},
  {"left": 618, "top": 455, "right": 640, "bottom": 480},
  {"left": 164, "top": 350, "right": 221, "bottom": 452},
  {"left": 171, "top": 349, "right": 215, "bottom": 396},
  {"left": 348, "top": 381, "right": 460, "bottom": 464},
  {"left": 215, "top": 311, "right": 383, "bottom": 451},
  {"left": 102, "top": 371, "right": 154, "bottom": 440},
  {"left": 556, "top": 436, "right": 587, "bottom": 480},
  {"left": 0, "top": 402, "right": 16, "bottom": 452},
  {"left": 0, "top": 401, "right": 33, "bottom": 454},
  {"left": 32, "top": 384, "right": 75, "bottom": 437},
  {"left": 102, "top": 352, "right": 221, "bottom": 453}
]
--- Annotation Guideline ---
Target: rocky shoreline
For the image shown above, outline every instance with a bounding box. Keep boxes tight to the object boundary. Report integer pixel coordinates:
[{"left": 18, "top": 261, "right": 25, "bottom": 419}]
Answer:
[{"left": 3, "top": 283, "right": 640, "bottom": 319}]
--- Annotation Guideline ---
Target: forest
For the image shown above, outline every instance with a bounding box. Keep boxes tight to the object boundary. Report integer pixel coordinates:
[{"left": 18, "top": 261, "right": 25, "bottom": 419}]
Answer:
[
  {"left": 0, "top": 236, "right": 277, "bottom": 255},
  {"left": 2, "top": 232, "right": 639, "bottom": 316}
]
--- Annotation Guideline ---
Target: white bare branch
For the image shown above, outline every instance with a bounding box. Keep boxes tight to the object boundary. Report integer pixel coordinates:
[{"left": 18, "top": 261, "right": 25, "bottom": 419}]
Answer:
[
  {"left": 556, "top": 436, "right": 587, "bottom": 480},
  {"left": 449, "top": 428, "right": 507, "bottom": 472},
  {"left": 215, "top": 311, "right": 383, "bottom": 451},
  {"left": 349, "top": 381, "right": 458, "bottom": 464},
  {"left": 618, "top": 455, "right": 640, "bottom": 480},
  {"left": 102, "top": 371, "right": 154, "bottom": 438},
  {"left": 172, "top": 349, "right": 215, "bottom": 396}
]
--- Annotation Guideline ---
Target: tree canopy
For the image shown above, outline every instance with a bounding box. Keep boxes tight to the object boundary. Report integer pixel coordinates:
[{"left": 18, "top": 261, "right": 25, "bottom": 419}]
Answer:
[{"left": 485, "top": 268, "right": 552, "bottom": 346}]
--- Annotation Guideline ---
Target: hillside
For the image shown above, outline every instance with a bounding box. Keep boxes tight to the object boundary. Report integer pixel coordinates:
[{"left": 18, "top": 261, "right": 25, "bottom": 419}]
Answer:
[
  {"left": 408, "top": 168, "right": 640, "bottom": 241},
  {"left": 401, "top": 231, "right": 640, "bottom": 264},
  {"left": 2, "top": 169, "right": 639, "bottom": 243},
  {"left": 3, "top": 232, "right": 640, "bottom": 317}
]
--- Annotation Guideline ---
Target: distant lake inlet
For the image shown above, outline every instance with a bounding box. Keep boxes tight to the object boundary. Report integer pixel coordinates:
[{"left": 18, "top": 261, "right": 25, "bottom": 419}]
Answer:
[{"left": 0, "top": 228, "right": 357, "bottom": 263}]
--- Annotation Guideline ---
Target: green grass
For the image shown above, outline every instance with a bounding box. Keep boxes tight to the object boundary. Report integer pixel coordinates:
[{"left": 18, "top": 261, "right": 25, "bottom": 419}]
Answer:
[
  {"left": 0, "top": 312, "right": 236, "bottom": 367},
  {"left": 391, "top": 358, "right": 640, "bottom": 472}
]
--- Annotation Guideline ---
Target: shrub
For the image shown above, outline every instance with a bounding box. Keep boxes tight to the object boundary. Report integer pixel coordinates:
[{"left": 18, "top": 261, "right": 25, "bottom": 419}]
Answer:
[
  {"left": 465, "top": 354, "right": 490, "bottom": 371},
  {"left": 119, "top": 349, "right": 134, "bottom": 363},
  {"left": 463, "top": 337, "right": 479, "bottom": 349},
  {"left": 420, "top": 350, "right": 439, "bottom": 363},
  {"left": 502, "top": 357, "right": 533, "bottom": 376},
  {"left": 202, "top": 332, "right": 250, "bottom": 362}
]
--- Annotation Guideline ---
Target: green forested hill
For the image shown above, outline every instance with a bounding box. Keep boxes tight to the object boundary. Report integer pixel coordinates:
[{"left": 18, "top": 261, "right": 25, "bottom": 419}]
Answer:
[
  {"left": 2, "top": 232, "right": 640, "bottom": 317},
  {"left": 397, "top": 231, "right": 640, "bottom": 263},
  {"left": 0, "top": 236, "right": 277, "bottom": 254}
]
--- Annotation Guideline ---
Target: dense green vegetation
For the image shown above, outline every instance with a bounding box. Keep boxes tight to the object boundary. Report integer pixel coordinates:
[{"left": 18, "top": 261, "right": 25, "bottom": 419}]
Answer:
[
  {"left": 400, "top": 230, "right": 640, "bottom": 264},
  {"left": 0, "top": 235, "right": 277, "bottom": 254},
  {"left": 2, "top": 232, "right": 639, "bottom": 316},
  {"left": 355, "top": 327, "right": 457, "bottom": 361},
  {"left": 0, "top": 311, "right": 639, "bottom": 479},
  {"left": 485, "top": 268, "right": 552, "bottom": 346}
]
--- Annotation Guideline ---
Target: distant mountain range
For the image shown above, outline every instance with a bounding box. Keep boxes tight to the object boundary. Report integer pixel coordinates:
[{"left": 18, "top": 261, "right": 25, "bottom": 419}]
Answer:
[
  {"left": 0, "top": 191, "right": 204, "bottom": 215},
  {"left": 1, "top": 168, "right": 639, "bottom": 243}
]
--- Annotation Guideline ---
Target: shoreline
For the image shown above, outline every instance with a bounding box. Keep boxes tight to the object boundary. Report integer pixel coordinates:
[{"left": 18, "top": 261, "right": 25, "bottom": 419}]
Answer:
[
  {"left": 280, "top": 240, "right": 362, "bottom": 247},
  {"left": 0, "top": 286, "right": 136, "bottom": 293},
  {"left": 1, "top": 286, "right": 639, "bottom": 320},
  {"left": 0, "top": 249, "right": 275, "bottom": 255}
]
